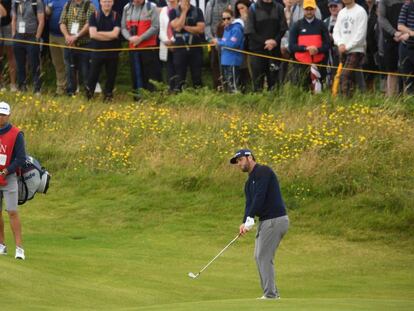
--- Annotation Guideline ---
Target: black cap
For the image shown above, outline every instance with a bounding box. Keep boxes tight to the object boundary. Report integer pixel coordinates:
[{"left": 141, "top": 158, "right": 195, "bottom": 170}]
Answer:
[{"left": 230, "top": 149, "right": 253, "bottom": 164}]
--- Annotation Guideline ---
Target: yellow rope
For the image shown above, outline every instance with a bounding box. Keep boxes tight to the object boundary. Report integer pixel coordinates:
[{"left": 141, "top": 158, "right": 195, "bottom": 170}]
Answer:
[{"left": 2, "top": 37, "right": 414, "bottom": 78}]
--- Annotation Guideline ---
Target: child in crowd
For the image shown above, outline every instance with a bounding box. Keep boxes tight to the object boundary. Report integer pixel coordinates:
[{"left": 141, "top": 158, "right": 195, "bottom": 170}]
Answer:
[{"left": 212, "top": 9, "right": 244, "bottom": 93}]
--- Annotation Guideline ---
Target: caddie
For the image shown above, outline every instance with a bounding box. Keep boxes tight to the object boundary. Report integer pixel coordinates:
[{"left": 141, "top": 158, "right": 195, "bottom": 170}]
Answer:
[
  {"left": 0, "top": 101, "right": 27, "bottom": 260},
  {"left": 230, "top": 148, "right": 289, "bottom": 299}
]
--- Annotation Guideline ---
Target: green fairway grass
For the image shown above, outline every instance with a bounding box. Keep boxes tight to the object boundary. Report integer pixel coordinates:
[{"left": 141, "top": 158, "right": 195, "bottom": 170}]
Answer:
[
  {"left": 0, "top": 90, "right": 412, "bottom": 310},
  {"left": 0, "top": 173, "right": 413, "bottom": 310}
]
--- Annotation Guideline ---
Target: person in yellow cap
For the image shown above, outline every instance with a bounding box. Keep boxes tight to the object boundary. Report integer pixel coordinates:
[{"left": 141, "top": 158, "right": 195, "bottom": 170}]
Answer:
[
  {"left": 290, "top": 0, "right": 322, "bottom": 25},
  {"left": 289, "top": 0, "right": 330, "bottom": 92}
]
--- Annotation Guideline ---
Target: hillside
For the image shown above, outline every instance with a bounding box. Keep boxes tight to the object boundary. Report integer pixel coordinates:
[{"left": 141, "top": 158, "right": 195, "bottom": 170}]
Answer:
[{"left": 0, "top": 88, "right": 413, "bottom": 310}]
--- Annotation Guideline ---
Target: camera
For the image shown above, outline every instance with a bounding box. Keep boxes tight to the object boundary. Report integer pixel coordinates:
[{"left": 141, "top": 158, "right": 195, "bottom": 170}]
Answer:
[{"left": 130, "top": 25, "right": 137, "bottom": 36}]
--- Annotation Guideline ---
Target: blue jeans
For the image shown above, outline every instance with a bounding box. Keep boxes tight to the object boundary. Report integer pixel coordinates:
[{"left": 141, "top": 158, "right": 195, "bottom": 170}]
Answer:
[
  {"left": 64, "top": 47, "right": 90, "bottom": 95},
  {"left": 13, "top": 35, "right": 41, "bottom": 92},
  {"left": 129, "top": 50, "right": 161, "bottom": 92}
]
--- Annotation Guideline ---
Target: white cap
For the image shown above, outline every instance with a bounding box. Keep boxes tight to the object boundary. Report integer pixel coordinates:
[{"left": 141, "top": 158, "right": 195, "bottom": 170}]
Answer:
[{"left": 0, "top": 102, "right": 10, "bottom": 115}]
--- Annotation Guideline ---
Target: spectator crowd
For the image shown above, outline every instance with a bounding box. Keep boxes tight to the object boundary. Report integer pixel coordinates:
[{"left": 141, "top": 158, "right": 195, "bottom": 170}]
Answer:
[{"left": 0, "top": 0, "right": 413, "bottom": 100}]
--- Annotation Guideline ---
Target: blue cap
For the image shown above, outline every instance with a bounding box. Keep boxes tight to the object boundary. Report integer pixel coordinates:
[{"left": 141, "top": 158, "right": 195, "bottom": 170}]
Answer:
[
  {"left": 328, "top": 0, "right": 341, "bottom": 5},
  {"left": 230, "top": 149, "right": 253, "bottom": 164}
]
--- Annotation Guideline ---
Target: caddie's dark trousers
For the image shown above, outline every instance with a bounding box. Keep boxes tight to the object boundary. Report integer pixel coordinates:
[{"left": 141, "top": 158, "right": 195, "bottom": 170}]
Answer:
[
  {"left": 173, "top": 47, "right": 203, "bottom": 91},
  {"left": 87, "top": 56, "right": 119, "bottom": 99}
]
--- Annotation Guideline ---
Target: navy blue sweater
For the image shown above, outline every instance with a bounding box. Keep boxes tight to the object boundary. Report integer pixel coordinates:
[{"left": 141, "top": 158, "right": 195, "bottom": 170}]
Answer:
[
  {"left": 243, "top": 164, "right": 287, "bottom": 222},
  {"left": 0, "top": 123, "right": 26, "bottom": 174}
]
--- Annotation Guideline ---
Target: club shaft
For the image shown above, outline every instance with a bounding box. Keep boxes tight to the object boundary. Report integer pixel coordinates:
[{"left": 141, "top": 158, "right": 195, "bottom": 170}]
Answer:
[{"left": 198, "top": 234, "right": 240, "bottom": 274}]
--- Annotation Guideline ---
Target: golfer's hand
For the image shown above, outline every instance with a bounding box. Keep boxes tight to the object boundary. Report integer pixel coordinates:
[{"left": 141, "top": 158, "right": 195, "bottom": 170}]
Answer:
[{"left": 239, "top": 224, "right": 248, "bottom": 235}]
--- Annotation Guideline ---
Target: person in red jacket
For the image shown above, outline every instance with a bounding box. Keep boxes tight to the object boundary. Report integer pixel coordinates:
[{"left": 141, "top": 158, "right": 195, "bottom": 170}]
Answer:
[
  {"left": 289, "top": 0, "right": 330, "bottom": 92},
  {"left": 0, "top": 102, "right": 27, "bottom": 260},
  {"left": 121, "top": 0, "right": 162, "bottom": 101}
]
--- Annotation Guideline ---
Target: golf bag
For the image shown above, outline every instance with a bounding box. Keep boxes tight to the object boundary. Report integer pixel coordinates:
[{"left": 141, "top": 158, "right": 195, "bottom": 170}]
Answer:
[{"left": 17, "top": 155, "right": 51, "bottom": 205}]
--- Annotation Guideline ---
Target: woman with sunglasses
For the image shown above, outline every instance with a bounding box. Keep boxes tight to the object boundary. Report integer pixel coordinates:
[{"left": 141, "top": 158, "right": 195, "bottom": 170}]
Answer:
[{"left": 211, "top": 9, "right": 244, "bottom": 92}]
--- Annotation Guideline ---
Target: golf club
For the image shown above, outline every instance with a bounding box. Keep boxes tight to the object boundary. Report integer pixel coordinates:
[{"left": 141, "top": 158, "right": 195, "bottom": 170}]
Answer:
[{"left": 188, "top": 233, "right": 241, "bottom": 279}]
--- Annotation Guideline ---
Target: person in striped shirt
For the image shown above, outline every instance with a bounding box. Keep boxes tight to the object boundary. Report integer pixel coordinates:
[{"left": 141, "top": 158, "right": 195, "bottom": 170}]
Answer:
[{"left": 397, "top": 1, "right": 414, "bottom": 93}]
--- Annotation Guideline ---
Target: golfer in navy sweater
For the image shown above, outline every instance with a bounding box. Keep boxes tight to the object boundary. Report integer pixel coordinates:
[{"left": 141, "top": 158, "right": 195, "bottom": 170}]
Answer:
[{"left": 231, "top": 149, "right": 289, "bottom": 299}]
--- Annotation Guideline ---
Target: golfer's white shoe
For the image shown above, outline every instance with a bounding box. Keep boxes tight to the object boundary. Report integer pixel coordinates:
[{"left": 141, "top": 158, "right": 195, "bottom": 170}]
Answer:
[
  {"left": 0, "top": 243, "right": 7, "bottom": 255},
  {"left": 15, "top": 247, "right": 25, "bottom": 260},
  {"left": 257, "top": 295, "right": 280, "bottom": 300}
]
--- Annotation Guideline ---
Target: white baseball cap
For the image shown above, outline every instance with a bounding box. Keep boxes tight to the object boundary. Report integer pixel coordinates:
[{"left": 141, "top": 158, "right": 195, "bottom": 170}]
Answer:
[{"left": 0, "top": 101, "right": 11, "bottom": 115}]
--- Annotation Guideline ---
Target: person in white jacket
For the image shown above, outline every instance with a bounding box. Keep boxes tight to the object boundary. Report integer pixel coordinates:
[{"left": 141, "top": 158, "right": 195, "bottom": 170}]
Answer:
[
  {"left": 159, "top": 0, "right": 178, "bottom": 91},
  {"left": 332, "top": 0, "right": 367, "bottom": 96}
]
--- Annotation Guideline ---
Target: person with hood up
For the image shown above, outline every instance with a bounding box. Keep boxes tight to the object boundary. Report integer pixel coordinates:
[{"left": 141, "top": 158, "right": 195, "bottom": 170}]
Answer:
[{"left": 212, "top": 8, "right": 244, "bottom": 93}]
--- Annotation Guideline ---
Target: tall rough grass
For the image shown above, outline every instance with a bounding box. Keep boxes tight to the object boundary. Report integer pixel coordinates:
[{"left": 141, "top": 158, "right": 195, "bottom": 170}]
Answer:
[{"left": 3, "top": 87, "right": 413, "bottom": 241}]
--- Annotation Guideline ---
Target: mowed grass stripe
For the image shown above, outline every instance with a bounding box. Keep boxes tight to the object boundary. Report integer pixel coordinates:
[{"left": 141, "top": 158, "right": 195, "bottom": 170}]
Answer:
[
  {"left": 118, "top": 298, "right": 414, "bottom": 311},
  {"left": 0, "top": 218, "right": 412, "bottom": 310}
]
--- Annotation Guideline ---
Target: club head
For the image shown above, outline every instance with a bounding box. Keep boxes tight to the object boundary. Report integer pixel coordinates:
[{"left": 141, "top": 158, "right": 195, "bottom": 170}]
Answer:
[{"left": 188, "top": 272, "right": 199, "bottom": 279}]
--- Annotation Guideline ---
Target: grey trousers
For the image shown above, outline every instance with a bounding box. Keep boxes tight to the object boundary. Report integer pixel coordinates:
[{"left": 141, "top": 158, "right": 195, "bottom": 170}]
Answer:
[{"left": 254, "top": 215, "right": 289, "bottom": 298}]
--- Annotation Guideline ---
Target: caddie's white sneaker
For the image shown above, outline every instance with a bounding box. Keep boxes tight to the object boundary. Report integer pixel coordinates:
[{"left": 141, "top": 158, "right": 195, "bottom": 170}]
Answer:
[
  {"left": 15, "top": 247, "right": 25, "bottom": 260},
  {"left": 257, "top": 295, "right": 280, "bottom": 300},
  {"left": 0, "top": 243, "right": 7, "bottom": 255}
]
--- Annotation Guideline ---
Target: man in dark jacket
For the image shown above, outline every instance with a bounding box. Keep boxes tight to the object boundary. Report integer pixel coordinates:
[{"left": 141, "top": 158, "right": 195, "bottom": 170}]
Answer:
[
  {"left": 378, "top": 0, "right": 404, "bottom": 96},
  {"left": 0, "top": 102, "right": 27, "bottom": 260},
  {"left": 169, "top": 0, "right": 205, "bottom": 91},
  {"left": 245, "top": 0, "right": 287, "bottom": 91},
  {"left": 231, "top": 149, "right": 289, "bottom": 299}
]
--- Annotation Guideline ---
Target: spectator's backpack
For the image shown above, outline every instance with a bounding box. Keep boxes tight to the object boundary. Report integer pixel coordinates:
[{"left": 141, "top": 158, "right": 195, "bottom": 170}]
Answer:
[{"left": 17, "top": 156, "right": 50, "bottom": 205}]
